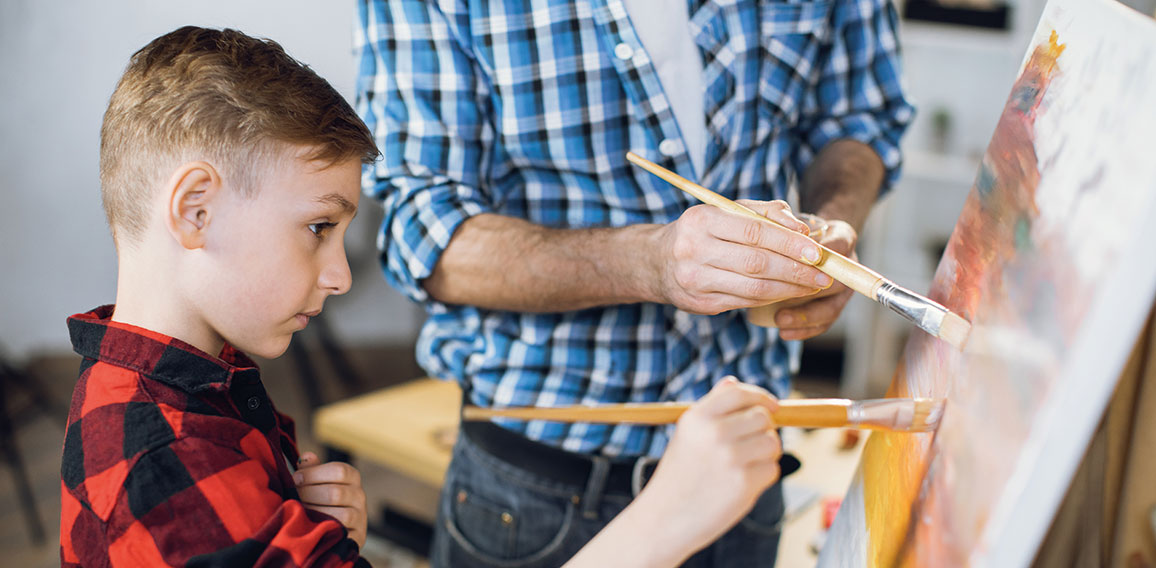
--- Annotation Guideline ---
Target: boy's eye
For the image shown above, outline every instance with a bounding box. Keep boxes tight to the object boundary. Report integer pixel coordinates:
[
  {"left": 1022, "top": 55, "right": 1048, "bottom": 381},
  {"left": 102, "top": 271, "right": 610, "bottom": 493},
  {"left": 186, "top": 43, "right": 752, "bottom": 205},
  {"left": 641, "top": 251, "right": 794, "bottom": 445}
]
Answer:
[{"left": 308, "top": 222, "right": 337, "bottom": 237}]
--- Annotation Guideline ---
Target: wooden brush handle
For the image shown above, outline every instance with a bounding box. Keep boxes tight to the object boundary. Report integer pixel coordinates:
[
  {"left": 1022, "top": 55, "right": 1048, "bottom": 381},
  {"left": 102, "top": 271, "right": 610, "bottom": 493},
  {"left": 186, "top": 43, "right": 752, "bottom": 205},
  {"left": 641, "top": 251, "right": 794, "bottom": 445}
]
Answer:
[
  {"left": 462, "top": 403, "right": 688, "bottom": 425},
  {"left": 813, "top": 250, "right": 886, "bottom": 300},
  {"left": 772, "top": 399, "right": 851, "bottom": 428},
  {"left": 463, "top": 399, "right": 853, "bottom": 428},
  {"left": 625, "top": 152, "right": 887, "bottom": 300}
]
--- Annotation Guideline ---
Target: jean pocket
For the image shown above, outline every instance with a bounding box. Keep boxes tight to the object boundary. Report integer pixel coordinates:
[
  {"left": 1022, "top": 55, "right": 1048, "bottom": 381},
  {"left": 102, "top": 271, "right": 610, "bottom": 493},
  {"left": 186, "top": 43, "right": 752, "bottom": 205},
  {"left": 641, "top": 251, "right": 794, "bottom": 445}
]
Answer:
[
  {"left": 738, "top": 482, "right": 786, "bottom": 536},
  {"left": 443, "top": 478, "right": 576, "bottom": 567}
]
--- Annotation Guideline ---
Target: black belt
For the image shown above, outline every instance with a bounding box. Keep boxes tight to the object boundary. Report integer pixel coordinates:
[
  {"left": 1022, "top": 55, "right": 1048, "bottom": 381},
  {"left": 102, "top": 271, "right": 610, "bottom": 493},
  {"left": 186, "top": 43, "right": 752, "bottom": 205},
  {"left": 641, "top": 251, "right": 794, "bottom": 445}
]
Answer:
[
  {"left": 460, "top": 421, "right": 801, "bottom": 496},
  {"left": 461, "top": 421, "right": 655, "bottom": 495}
]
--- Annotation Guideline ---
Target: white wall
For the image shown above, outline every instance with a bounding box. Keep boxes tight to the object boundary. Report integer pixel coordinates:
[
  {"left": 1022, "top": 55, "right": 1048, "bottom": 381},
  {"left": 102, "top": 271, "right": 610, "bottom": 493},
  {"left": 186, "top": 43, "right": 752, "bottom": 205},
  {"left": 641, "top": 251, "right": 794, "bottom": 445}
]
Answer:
[
  {"left": 0, "top": 0, "right": 422, "bottom": 361},
  {"left": 3, "top": 0, "right": 1088, "bottom": 363}
]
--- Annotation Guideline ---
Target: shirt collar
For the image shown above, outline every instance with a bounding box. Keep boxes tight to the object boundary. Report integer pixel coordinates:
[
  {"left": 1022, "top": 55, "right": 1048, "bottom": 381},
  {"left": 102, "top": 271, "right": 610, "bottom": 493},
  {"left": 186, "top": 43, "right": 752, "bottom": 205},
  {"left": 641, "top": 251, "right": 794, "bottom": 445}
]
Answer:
[{"left": 67, "top": 305, "right": 260, "bottom": 393}]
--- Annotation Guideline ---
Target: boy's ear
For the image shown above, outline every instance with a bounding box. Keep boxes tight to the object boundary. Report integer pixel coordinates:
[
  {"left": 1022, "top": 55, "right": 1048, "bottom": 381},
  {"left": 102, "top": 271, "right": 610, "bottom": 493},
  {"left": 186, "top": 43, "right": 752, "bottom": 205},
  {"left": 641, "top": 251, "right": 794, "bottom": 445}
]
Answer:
[{"left": 164, "top": 161, "right": 221, "bottom": 250}]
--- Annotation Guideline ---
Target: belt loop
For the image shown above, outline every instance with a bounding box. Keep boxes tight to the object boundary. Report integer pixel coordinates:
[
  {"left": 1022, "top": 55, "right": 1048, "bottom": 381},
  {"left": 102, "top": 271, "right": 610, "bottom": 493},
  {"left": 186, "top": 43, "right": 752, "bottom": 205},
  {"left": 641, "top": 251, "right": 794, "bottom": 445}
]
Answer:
[
  {"left": 581, "top": 456, "right": 611, "bottom": 520},
  {"left": 631, "top": 456, "right": 659, "bottom": 497}
]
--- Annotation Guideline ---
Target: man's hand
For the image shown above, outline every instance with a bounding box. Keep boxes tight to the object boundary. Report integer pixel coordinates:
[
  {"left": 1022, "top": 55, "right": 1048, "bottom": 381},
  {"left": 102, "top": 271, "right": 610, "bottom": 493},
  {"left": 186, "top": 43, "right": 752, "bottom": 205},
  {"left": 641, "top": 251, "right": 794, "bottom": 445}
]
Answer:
[
  {"left": 652, "top": 200, "right": 833, "bottom": 315},
  {"left": 773, "top": 218, "right": 858, "bottom": 340},
  {"left": 767, "top": 219, "right": 860, "bottom": 340},
  {"left": 769, "top": 138, "right": 883, "bottom": 340},
  {"left": 294, "top": 452, "right": 368, "bottom": 548}
]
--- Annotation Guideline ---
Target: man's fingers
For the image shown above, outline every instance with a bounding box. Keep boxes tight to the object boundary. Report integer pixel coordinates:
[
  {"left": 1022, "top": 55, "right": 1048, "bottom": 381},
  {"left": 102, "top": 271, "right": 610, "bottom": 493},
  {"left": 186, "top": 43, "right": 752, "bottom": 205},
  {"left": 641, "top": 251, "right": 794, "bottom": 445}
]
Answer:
[
  {"left": 815, "top": 219, "right": 858, "bottom": 257},
  {"left": 699, "top": 206, "right": 821, "bottom": 266},
  {"left": 293, "top": 462, "right": 361, "bottom": 486},
  {"left": 691, "top": 266, "right": 821, "bottom": 302},
  {"left": 775, "top": 289, "right": 851, "bottom": 329},
  {"left": 775, "top": 285, "right": 855, "bottom": 339},
  {"left": 779, "top": 325, "right": 830, "bottom": 341},
  {"left": 737, "top": 200, "right": 810, "bottom": 235},
  {"left": 701, "top": 240, "right": 832, "bottom": 289}
]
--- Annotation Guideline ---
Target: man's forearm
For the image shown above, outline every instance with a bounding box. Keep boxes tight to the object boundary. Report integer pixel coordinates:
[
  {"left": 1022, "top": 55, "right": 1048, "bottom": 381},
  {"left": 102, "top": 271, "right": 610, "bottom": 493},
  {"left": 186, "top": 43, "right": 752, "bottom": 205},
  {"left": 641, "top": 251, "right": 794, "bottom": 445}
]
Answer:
[
  {"left": 421, "top": 146, "right": 877, "bottom": 313},
  {"left": 422, "top": 213, "right": 664, "bottom": 312},
  {"left": 799, "top": 139, "right": 886, "bottom": 232}
]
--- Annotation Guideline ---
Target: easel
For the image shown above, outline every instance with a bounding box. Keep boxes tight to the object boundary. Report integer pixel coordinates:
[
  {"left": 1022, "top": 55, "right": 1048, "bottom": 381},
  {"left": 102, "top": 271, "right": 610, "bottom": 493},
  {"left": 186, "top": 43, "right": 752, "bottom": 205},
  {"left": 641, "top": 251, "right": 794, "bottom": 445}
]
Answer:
[{"left": 1034, "top": 302, "right": 1156, "bottom": 566}]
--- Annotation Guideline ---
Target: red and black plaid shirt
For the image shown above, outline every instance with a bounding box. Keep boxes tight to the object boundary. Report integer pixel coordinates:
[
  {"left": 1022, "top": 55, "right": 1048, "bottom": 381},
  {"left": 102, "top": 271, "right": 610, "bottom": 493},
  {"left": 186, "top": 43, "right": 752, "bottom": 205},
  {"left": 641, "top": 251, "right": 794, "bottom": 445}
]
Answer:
[{"left": 60, "top": 306, "right": 369, "bottom": 567}]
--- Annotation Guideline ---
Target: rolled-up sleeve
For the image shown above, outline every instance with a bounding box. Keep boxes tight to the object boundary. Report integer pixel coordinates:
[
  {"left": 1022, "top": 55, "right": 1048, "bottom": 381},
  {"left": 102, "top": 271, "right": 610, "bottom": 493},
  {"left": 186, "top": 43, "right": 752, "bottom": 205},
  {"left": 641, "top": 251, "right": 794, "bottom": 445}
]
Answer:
[
  {"left": 793, "top": 0, "right": 915, "bottom": 192},
  {"left": 356, "top": 0, "right": 493, "bottom": 303}
]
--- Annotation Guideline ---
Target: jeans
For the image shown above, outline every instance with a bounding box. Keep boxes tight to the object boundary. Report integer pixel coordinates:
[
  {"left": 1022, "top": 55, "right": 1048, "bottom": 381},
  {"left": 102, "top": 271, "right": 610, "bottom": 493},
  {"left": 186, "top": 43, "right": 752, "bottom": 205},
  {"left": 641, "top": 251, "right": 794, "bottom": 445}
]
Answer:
[{"left": 430, "top": 429, "right": 784, "bottom": 567}]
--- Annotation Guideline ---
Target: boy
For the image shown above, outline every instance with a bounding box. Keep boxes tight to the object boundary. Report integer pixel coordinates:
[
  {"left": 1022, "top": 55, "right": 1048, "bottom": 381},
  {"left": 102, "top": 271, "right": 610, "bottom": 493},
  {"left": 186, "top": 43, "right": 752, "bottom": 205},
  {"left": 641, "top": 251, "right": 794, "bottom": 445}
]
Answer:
[{"left": 61, "top": 26, "right": 785, "bottom": 567}]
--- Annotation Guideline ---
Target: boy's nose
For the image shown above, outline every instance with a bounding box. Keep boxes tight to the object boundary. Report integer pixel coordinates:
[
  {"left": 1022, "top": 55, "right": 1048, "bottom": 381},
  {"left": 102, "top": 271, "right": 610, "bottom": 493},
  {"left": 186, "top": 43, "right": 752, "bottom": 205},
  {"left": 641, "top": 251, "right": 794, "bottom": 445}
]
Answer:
[{"left": 319, "top": 250, "right": 353, "bottom": 296}]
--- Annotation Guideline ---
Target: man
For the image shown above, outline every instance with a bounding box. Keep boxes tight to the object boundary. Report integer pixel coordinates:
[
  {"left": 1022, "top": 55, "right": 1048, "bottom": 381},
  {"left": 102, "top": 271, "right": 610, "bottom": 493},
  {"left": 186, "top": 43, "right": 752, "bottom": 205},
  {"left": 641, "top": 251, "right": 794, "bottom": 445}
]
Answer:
[{"left": 356, "top": 0, "right": 913, "bottom": 565}]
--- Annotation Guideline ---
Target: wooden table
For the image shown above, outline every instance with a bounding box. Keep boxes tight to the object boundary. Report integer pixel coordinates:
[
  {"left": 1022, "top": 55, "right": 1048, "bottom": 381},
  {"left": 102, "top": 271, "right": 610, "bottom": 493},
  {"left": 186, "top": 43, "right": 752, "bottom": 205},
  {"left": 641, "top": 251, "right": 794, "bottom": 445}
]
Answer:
[{"left": 313, "top": 378, "right": 461, "bottom": 530}]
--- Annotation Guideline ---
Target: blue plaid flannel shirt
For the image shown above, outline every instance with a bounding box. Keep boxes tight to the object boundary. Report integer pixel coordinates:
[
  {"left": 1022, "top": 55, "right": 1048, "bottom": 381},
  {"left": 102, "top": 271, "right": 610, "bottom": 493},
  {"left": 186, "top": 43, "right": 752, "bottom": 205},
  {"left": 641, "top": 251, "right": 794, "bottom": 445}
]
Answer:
[{"left": 356, "top": 0, "right": 913, "bottom": 458}]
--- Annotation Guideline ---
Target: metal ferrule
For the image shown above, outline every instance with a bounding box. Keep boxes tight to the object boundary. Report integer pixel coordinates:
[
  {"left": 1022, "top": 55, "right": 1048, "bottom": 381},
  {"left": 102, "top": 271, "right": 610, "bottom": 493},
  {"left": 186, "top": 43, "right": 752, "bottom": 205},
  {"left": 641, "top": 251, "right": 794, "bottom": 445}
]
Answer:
[
  {"left": 847, "top": 401, "right": 866, "bottom": 425},
  {"left": 875, "top": 281, "right": 948, "bottom": 336},
  {"left": 847, "top": 399, "right": 915, "bottom": 430}
]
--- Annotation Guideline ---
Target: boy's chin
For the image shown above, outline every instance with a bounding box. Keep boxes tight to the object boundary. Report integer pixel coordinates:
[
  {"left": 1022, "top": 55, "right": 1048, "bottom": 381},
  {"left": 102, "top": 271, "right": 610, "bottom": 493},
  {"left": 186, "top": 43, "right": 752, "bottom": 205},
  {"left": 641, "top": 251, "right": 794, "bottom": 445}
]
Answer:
[{"left": 241, "top": 336, "right": 293, "bottom": 360}]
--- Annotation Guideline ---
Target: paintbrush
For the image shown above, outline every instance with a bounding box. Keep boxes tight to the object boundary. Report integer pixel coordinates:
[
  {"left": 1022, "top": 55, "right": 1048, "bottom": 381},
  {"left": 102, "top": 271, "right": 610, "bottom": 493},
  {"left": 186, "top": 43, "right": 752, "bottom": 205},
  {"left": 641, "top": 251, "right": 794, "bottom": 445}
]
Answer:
[
  {"left": 625, "top": 151, "right": 972, "bottom": 349},
  {"left": 463, "top": 397, "right": 945, "bottom": 433}
]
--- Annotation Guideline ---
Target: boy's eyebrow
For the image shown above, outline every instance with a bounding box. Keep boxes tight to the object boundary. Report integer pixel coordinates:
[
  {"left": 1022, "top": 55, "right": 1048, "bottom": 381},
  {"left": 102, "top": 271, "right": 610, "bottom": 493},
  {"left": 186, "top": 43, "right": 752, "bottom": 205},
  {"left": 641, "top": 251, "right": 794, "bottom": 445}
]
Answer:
[{"left": 316, "top": 193, "right": 357, "bottom": 215}]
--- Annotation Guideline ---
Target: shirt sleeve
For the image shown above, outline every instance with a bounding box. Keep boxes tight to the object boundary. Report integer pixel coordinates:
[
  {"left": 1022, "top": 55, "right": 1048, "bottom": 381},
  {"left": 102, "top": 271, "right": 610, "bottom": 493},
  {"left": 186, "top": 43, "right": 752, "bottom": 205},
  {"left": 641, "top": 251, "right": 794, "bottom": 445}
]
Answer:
[
  {"left": 792, "top": 0, "right": 916, "bottom": 192},
  {"left": 105, "top": 436, "right": 368, "bottom": 568},
  {"left": 356, "top": 0, "right": 494, "bottom": 303}
]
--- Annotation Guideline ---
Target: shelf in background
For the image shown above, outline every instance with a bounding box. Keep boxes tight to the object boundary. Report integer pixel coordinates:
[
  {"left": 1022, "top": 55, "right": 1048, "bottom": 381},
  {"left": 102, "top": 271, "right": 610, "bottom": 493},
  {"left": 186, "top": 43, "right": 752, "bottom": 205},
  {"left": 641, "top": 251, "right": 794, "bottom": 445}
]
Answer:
[
  {"left": 900, "top": 20, "right": 1022, "bottom": 53},
  {"left": 903, "top": 149, "right": 981, "bottom": 187}
]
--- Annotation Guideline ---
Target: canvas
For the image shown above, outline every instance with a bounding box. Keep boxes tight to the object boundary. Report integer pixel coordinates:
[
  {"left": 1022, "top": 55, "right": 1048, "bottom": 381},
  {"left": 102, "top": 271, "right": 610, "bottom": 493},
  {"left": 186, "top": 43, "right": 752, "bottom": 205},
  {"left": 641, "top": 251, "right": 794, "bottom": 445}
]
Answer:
[{"left": 818, "top": 0, "right": 1156, "bottom": 565}]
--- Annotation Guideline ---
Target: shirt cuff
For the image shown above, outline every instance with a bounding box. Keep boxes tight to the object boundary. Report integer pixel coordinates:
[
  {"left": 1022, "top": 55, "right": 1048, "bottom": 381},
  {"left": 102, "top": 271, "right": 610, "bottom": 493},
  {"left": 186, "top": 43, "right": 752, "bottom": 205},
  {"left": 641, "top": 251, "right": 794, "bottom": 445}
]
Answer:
[
  {"left": 803, "top": 109, "right": 912, "bottom": 191},
  {"left": 379, "top": 179, "right": 493, "bottom": 303}
]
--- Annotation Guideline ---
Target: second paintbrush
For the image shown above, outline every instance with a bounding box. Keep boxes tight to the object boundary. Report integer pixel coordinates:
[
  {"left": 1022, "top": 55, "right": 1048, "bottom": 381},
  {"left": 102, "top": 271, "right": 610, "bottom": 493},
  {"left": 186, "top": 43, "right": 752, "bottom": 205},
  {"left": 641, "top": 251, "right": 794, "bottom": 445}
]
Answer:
[
  {"left": 624, "top": 151, "right": 971, "bottom": 349},
  {"left": 463, "top": 398, "right": 945, "bottom": 433}
]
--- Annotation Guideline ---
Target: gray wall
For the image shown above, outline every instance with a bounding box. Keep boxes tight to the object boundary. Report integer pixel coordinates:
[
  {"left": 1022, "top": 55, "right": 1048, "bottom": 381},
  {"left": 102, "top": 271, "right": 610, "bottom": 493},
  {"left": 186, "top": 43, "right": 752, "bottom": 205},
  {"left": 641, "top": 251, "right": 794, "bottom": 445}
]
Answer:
[{"left": 0, "top": 0, "right": 421, "bottom": 361}]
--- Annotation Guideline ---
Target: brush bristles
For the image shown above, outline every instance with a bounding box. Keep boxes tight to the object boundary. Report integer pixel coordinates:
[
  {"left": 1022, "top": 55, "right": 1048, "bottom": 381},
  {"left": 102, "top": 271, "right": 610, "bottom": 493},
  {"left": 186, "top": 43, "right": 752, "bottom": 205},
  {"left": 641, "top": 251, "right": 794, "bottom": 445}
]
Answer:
[
  {"left": 938, "top": 311, "right": 972, "bottom": 350},
  {"left": 909, "top": 398, "right": 945, "bottom": 432}
]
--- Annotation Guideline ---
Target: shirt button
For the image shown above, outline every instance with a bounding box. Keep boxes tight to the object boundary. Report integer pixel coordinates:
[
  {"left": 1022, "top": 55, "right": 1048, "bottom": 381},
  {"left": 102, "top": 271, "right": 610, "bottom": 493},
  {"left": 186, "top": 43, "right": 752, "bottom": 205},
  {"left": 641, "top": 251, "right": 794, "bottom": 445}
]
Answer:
[
  {"left": 659, "top": 138, "right": 682, "bottom": 157},
  {"left": 614, "top": 42, "right": 634, "bottom": 61},
  {"left": 246, "top": 396, "right": 261, "bottom": 410}
]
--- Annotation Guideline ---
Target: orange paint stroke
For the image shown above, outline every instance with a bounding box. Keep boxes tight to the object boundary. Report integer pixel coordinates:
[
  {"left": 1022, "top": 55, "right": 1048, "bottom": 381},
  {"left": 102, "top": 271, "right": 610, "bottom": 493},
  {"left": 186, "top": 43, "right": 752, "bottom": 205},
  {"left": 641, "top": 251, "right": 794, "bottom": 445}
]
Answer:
[{"left": 854, "top": 29, "right": 1068, "bottom": 567}]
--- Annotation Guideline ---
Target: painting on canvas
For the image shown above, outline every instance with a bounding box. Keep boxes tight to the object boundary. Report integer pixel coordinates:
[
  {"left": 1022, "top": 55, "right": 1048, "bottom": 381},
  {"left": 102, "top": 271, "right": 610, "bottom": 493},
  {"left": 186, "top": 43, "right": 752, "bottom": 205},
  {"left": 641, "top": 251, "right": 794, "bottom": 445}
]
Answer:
[{"left": 819, "top": 0, "right": 1156, "bottom": 565}]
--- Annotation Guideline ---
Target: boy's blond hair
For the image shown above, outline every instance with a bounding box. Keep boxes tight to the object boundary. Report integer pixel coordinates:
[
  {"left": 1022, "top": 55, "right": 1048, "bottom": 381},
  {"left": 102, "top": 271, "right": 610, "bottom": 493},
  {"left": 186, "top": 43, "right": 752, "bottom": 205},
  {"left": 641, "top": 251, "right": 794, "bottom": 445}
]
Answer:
[{"left": 100, "top": 26, "right": 379, "bottom": 245}]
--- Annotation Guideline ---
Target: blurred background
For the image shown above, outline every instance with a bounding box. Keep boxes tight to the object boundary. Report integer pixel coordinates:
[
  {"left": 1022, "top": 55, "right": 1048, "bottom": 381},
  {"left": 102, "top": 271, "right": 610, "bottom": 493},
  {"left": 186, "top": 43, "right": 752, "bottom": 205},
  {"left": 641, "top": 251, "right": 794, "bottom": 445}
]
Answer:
[{"left": 2, "top": 0, "right": 1153, "bottom": 566}]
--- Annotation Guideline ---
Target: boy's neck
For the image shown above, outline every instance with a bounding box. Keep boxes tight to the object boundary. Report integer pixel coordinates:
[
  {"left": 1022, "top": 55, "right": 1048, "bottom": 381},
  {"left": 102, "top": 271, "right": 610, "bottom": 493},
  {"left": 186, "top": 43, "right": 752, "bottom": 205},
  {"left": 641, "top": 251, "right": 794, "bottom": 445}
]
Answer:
[{"left": 112, "top": 252, "right": 226, "bottom": 360}]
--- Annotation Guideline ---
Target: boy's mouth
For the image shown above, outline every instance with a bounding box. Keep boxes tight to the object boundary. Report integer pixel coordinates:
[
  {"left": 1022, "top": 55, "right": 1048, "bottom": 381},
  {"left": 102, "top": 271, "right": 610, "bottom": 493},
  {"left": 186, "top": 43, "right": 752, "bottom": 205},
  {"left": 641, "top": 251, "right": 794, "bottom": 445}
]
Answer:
[{"left": 295, "top": 309, "right": 322, "bottom": 329}]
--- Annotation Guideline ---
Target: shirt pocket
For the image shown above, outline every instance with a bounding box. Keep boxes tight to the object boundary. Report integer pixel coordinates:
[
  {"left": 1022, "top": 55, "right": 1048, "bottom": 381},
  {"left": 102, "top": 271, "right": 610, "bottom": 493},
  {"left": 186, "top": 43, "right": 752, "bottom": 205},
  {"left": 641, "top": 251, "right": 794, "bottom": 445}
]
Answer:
[
  {"left": 757, "top": 0, "right": 834, "bottom": 128},
  {"left": 760, "top": 0, "right": 834, "bottom": 37}
]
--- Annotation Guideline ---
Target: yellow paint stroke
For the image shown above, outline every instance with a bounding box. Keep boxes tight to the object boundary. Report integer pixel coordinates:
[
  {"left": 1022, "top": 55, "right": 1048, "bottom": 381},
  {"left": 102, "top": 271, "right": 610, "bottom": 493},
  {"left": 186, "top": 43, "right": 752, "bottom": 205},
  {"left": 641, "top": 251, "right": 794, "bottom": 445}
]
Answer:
[
  {"left": 858, "top": 356, "right": 932, "bottom": 567},
  {"left": 862, "top": 430, "right": 927, "bottom": 567},
  {"left": 1040, "top": 30, "right": 1066, "bottom": 75}
]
